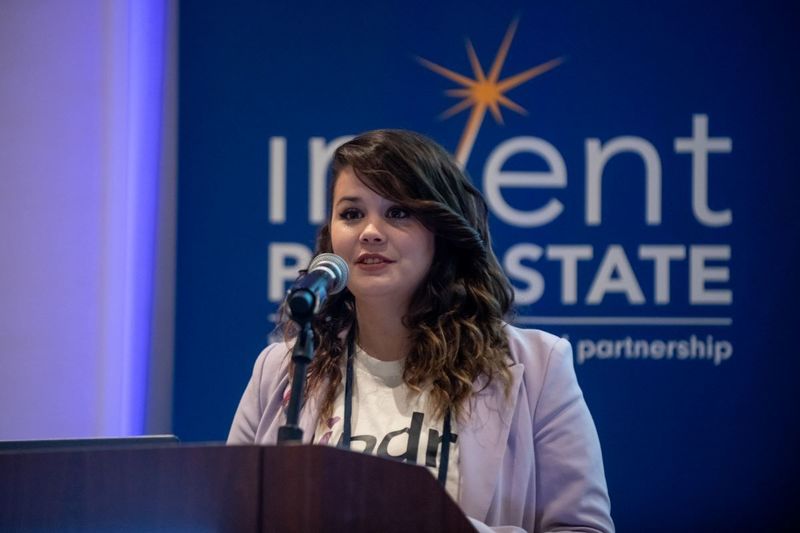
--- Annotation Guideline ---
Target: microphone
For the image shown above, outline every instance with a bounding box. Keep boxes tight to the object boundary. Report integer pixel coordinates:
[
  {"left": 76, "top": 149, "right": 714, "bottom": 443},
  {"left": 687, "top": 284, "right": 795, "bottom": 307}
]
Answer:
[{"left": 287, "top": 253, "right": 349, "bottom": 321}]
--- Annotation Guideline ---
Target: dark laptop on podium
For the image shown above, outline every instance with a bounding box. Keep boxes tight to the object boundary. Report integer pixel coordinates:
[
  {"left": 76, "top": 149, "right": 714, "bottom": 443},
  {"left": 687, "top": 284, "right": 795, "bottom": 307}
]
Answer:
[{"left": 0, "top": 435, "right": 180, "bottom": 452}]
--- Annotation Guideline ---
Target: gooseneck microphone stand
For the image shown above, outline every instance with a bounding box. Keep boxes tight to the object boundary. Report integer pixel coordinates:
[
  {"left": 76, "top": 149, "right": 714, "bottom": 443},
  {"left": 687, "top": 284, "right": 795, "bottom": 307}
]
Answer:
[
  {"left": 276, "top": 322, "right": 313, "bottom": 444},
  {"left": 276, "top": 289, "right": 317, "bottom": 444},
  {"left": 276, "top": 253, "right": 348, "bottom": 444}
]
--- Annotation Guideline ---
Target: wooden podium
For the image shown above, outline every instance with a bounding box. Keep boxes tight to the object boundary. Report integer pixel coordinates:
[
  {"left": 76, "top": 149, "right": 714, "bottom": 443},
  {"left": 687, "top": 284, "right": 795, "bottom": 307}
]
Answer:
[{"left": 0, "top": 444, "right": 474, "bottom": 532}]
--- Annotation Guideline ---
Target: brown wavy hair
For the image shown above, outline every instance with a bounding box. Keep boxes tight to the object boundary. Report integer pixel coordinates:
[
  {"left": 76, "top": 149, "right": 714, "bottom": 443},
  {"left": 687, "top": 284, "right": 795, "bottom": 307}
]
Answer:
[{"left": 282, "top": 129, "right": 514, "bottom": 421}]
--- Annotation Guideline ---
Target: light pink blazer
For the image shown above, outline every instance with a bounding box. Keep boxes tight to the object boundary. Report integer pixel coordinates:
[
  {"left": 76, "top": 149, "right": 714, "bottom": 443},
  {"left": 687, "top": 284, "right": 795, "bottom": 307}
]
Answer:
[{"left": 227, "top": 326, "right": 614, "bottom": 532}]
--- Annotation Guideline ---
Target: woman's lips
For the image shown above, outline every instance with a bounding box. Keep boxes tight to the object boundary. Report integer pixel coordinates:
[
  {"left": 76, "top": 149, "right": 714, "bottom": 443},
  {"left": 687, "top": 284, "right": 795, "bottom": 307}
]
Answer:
[
  {"left": 356, "top": 261, "right": 391, "bottom": 272},
  {"left": 355, "top": 254, "right": 394, "bottom": 271}
]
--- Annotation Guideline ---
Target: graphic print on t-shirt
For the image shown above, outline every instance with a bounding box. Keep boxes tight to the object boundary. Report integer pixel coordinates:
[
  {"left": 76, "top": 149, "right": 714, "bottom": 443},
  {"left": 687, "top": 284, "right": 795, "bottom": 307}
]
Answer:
[
  {"left": 313, "top": 346, "right": 461, "bottom": 500},
  {"left": 341, "top": 410, "right": 457, "bottom": 468}
]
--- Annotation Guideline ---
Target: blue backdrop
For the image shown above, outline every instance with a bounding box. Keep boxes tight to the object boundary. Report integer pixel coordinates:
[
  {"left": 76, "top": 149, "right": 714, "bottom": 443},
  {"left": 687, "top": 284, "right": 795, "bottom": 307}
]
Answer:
[{"left": 175, "top": 1, "right": 799, "bottom": 529}]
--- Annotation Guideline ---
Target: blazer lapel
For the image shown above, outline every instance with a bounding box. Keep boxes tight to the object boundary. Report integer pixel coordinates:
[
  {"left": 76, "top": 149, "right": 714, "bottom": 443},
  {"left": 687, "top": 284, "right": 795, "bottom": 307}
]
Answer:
[{"left": 458, "top": 362, "right": 524, "bottom": 522}]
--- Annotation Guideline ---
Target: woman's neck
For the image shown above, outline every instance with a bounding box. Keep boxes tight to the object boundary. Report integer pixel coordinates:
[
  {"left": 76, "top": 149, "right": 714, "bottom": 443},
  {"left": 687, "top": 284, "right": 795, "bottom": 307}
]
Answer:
[{"left": 354, "top": 298, "right": 410, "bottom": 362}]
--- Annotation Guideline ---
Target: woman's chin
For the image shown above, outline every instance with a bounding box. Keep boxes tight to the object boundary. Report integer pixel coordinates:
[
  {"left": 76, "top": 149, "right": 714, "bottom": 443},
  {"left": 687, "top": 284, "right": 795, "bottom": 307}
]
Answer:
[{"left": 349, "top": 284, "right": 410, "bottom": 304}]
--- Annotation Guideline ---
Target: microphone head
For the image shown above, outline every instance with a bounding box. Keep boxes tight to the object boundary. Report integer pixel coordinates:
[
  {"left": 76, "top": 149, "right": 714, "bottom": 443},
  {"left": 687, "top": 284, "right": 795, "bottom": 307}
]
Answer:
[{"left": 309, "top": 253, "right": 349, "bottom": 294}]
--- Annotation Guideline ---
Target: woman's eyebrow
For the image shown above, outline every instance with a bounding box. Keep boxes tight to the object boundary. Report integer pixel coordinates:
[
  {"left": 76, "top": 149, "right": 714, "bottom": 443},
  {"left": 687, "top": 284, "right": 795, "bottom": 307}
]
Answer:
[{"left": 335, "top": 196, "right": 361, "bottom": 206}]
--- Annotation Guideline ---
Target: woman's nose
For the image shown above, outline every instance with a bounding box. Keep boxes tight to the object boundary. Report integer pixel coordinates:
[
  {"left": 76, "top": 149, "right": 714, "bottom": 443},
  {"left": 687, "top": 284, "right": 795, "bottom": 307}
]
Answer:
[{"left": 359, "top": 220, "right": 385, "bottom": 243}]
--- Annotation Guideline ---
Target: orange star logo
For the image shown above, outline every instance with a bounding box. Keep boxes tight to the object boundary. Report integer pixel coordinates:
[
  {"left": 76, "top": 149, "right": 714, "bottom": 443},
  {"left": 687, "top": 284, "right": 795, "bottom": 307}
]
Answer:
[{"left": 418, "top": 19, "right": 563, "bottom": 167}]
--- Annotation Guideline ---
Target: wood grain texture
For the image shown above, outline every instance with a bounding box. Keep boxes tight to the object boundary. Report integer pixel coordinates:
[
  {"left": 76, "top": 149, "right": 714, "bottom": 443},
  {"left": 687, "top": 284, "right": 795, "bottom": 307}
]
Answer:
[
  {"left": 261, "top": 445, "right": 474, "bottom": 532},
  {"left": 0, "top": 444, "right": 473, "bottom": 532},
  {"left": 0, "top": 444, "right": 261, "bottom": 532}
]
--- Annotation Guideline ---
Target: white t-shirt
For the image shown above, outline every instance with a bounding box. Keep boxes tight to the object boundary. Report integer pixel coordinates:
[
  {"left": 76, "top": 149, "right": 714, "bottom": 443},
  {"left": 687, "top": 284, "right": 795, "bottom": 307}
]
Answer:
[{"left": 314, "top": 345, "right": 460, "bottom": 501}]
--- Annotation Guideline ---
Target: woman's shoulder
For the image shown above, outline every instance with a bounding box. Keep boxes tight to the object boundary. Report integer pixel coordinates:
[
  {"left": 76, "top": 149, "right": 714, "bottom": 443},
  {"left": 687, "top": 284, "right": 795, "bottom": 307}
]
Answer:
[
  {"left": 502, "top": 324, "right": 586, "bottom": 429},
  {"left": 503, "top": 323, "right": 571, "bottom": 366},
  {"left": 249, "top": 340, "right": 294, "bottom": 385},
  {"left": 502, "top": 323, "right": 579, "bottom": 397}
]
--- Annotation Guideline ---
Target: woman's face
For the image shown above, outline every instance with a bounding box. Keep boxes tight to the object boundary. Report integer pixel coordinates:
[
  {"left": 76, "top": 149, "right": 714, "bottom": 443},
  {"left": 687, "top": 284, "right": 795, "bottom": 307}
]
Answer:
[{"left": 330, "top": 166, "right": 435, "bottom": 307}]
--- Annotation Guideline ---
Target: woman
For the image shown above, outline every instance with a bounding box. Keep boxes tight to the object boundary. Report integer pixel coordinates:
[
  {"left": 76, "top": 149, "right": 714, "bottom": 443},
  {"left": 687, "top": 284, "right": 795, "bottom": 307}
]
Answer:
[{"left": 228, "top": 130, "right": 614, "bottom": 532}]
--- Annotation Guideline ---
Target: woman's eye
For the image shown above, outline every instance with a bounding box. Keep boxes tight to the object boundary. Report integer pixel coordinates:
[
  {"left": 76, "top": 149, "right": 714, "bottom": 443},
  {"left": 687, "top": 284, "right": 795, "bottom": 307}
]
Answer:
[
  {"left": 339, "top": 208, "right": 362, "bottom": 220},
  {"left": 387, "top": 206, "right": 410, "bottom": 219}
]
